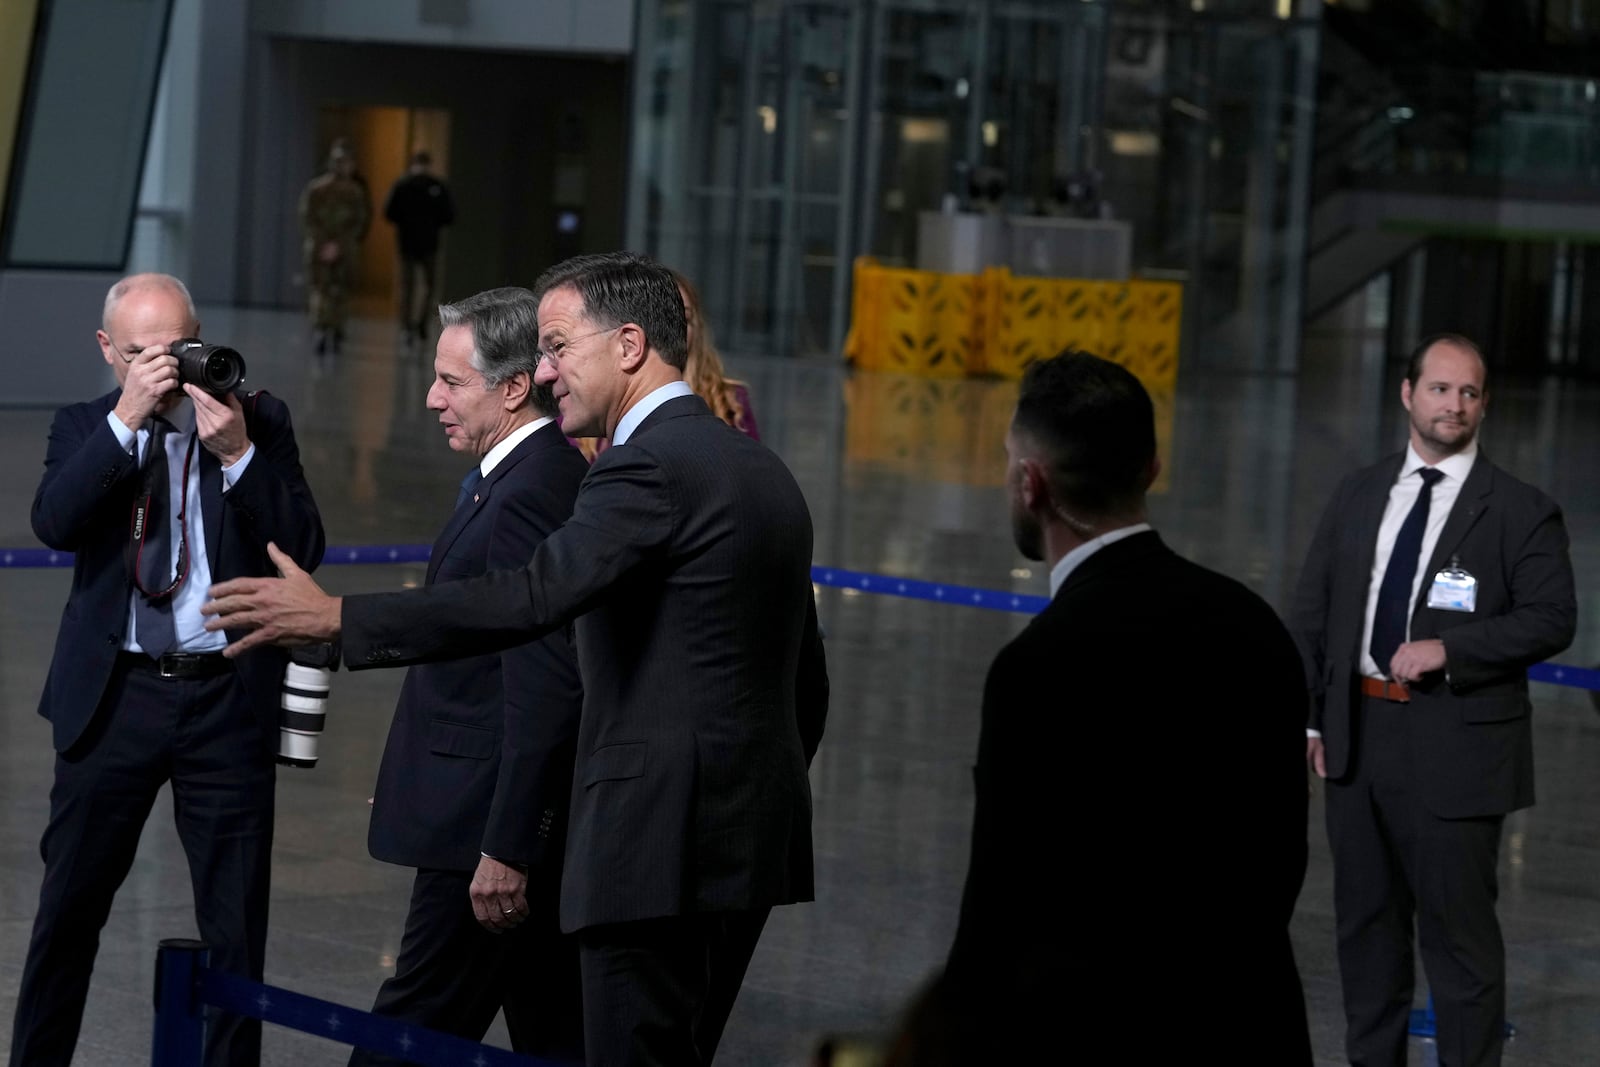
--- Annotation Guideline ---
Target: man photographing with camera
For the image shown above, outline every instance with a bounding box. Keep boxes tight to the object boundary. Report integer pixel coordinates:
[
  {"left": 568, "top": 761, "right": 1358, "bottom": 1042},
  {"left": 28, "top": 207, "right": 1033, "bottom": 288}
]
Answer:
[{"left": 10, "top": 273, "right": 325, "bottom": 1067}]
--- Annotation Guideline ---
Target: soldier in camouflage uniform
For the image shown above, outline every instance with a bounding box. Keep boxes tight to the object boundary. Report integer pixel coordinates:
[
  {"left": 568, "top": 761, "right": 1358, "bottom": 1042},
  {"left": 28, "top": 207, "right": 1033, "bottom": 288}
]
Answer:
[{"left": 299, "top": 145, "right": 370, "bottom": 354}]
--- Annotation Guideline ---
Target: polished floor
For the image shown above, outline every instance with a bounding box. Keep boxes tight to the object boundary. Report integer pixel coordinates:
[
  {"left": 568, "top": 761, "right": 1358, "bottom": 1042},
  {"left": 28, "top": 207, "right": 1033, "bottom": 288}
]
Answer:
[{"left": 0, "top": 309, "right": 1597, "bottom": 1065}]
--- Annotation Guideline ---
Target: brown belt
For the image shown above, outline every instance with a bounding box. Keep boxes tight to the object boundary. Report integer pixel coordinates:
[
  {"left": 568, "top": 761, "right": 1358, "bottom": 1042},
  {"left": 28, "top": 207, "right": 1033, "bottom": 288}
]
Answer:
[{"left": 1359, "top": 675, "right": 1410, "bottom": 703}]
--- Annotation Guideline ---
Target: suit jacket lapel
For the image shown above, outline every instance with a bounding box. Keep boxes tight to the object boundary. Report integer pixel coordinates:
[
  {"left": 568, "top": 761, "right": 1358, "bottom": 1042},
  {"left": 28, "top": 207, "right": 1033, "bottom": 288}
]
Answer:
[
  {"left": 426, "top": 425, "right": 557, "bottom": 583},
  {"left": 1419, "top": 453, "right": 1492, "bottom": 592},
  {"left": 199, "top": 442, "right": 224, "bottom": 567},
  {"left": 426, "top": 490, "right": 476, "bottom": 584},
  {"left": 1343, "top": 454, "right": 1403, "bottom": 636}
]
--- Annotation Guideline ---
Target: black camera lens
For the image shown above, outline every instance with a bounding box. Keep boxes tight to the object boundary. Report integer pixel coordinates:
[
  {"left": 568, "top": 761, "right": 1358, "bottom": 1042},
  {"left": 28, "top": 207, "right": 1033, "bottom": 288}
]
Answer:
[{"left": 171, "top": 337, "right": 247, "bottom": 395}]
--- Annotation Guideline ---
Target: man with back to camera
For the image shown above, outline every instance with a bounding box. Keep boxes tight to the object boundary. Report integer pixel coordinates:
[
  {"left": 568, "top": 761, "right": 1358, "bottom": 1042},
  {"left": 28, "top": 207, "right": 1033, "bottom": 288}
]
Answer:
[
  {"left": 203, "top": 252, "right": 830, "bottom": 1067},
  {"left": 383, "top": 150, "right": 456, "bottom": 346},
  {"left": 10, "top": 273, "right": 325, "bottom": 1067},
  {"left": 933, "top": 350, "right": 1312, "bottom": 1060},
  {"left": 349, "top": 287, "right": 586, "bottom": 1064},
  {"left": 1292, "top": 334, "right": 1576, "bottom": 1067}
]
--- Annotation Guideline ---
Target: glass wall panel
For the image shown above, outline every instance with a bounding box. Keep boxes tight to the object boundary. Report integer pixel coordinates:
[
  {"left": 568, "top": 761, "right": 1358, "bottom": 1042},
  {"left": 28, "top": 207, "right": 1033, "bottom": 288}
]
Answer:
[
  {"left": 628, "top": 0, "right": 1317, "bottom": 370},
  {"left": 3, "top": 0, "right": 175, "bottom": 269},
  {"left": 1099, "top": 9, "right": 1317, "bottom": 370},
  {"left": 631, "top": 0, "right": 856, "bottom": 356}
]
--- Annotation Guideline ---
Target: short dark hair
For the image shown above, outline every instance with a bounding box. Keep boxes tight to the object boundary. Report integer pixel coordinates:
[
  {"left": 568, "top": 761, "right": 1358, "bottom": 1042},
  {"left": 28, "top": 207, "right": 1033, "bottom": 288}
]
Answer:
[
  {"left": 1012, "top": 350, "right": 1156, "bottom": 516},
  {"left": 1406, "top": 332, "right": 1488, "bottom": 389},
  {"left": 437, "top": 287, "right": 557, "bottom": 418},
  {"left": 532, "top": 252, "right": 688, "bottom": 368}
]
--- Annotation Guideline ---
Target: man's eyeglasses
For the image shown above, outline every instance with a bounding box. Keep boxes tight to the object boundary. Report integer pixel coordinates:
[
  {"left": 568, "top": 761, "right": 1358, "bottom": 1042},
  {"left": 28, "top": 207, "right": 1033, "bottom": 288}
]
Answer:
[
  {"left": 108, "top": 338, "right": 143, "bottom": 363},
  {"left": 536, "top": 325, "right": 622, "bottom": 368}
]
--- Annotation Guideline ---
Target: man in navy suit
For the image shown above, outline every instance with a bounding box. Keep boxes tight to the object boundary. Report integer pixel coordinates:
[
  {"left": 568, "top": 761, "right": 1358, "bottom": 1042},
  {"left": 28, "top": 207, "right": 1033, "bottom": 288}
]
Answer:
[
  {"left": 1293, "top": 334, "right": 1577, "bottom": 1067},
  {"left": 11, "top": 273, "right": 324, "bottom": 1066},
  {"left": 350, "top": 288, "right": 586, "bottom": 1063},
  {"left": 206, "top": 253, "right": 828, "bottom": 1067}
]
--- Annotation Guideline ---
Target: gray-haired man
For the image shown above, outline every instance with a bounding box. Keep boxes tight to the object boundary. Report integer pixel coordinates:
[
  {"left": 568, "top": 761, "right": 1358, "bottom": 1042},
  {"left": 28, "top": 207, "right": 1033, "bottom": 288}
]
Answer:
[{"left": 350, "top": 288, "right": 587, "bottom": 1063}]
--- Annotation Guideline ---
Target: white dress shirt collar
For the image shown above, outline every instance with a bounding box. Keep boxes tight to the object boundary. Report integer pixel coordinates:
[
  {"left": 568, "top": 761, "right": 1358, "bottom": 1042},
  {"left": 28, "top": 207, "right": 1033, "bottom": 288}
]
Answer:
[
  {"left": 1048, "top": 523, "right": 1153, "bottom": 597},
  {"left": 1402, "top": 440, "right": 1477, "bottom": 485},
  {"left": 612, "top": 381, "right": 694, "bottom": 446},
  {"left": 478, "top": 416, "right": 553, "bottom": 478}
]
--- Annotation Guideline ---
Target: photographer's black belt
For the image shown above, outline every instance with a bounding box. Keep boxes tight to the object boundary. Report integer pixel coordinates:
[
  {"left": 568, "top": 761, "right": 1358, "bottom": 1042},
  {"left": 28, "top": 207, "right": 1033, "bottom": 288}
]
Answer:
[{"left": 117, "top": 650, "right": 233, "bottom": 680}]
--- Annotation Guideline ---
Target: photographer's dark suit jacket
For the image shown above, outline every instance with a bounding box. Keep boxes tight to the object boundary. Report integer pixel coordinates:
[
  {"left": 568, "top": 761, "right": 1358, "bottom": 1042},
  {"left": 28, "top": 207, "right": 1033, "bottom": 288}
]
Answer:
[
  {"left": 368, "top": 421, "right": 586, "bottom": 872},
  {"left": 32, "top": 387, "right": 325, "bottom": 754},
  {"left": 1291, "top": 451, "right": 1576, "bottom": 818},
  {"left": 343, "top": 393, "right": 829, "bottom": 933},
  {"left": 943, "top": 531, "right": 1311, "bottom": 1059}
]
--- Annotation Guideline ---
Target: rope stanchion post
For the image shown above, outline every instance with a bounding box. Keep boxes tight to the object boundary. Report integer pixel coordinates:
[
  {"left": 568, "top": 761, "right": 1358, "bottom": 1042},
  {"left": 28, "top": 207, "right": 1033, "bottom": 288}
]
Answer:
[
  {"left": 151, "top": 938, "right": 208, "bottom": 1067},
  {"left": 193, "top": 965, "right": 568, "bottom": 1065}
]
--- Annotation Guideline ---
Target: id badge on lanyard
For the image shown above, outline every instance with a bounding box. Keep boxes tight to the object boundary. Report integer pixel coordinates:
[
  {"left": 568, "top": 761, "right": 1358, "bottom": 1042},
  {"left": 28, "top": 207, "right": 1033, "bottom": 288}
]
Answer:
[{"left": 1426, "top": 555, "right": 1477, "bottom": 613}]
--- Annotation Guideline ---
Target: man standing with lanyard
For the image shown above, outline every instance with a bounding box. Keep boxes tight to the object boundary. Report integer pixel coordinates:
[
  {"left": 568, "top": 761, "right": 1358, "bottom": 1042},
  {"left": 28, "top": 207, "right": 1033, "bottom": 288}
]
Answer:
[
  {"left": 11, "top": 273, "right": 324, "bottom": 1066},
  {"left": 1293, "top": 333, "right": 1576, "bottom": 1066}
]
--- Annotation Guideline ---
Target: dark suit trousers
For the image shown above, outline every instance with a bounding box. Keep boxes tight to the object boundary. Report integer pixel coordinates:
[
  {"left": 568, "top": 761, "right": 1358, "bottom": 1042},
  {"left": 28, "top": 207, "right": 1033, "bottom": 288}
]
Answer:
[
  {"left": 10, "top": 659, "right": 274, "bottom": 1067},
  {"left": 1326, "top": 694, "right": 1506, "bottom": 1067},
  {"left": 577, "top": 909, "right": 770, "bottom": 1067},
  {"left": 349, "top": 868, "right": 582, "bottom": 1065},
  {"left": 396, "top": 253, "right": 438, "bottom": 333}
]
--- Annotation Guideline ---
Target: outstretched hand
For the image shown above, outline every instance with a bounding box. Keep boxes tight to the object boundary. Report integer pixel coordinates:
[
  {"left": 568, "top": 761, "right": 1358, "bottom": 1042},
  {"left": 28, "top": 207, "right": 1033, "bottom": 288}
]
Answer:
[{"left": 203, "top": 542, "right": 341, "bottom": 657}]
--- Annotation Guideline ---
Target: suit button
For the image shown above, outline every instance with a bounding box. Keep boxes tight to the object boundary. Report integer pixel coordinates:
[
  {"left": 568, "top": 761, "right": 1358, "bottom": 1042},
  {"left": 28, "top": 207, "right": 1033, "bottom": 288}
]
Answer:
[{"left": 107, "top": 633, "right": 119, "bottom": 645}]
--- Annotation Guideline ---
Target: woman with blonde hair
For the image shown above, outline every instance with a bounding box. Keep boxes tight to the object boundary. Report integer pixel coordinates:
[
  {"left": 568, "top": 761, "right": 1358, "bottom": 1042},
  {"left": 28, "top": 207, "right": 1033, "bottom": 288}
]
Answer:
[{"left": 675, "top": 270, "right": 760, "bottom": 440}]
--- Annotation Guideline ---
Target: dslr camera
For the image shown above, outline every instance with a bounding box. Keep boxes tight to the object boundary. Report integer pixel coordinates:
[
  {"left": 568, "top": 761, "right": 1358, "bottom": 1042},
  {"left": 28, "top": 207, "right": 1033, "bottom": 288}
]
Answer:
[{"left": 171, "top": 337, "right": 247, "bottom": 395}]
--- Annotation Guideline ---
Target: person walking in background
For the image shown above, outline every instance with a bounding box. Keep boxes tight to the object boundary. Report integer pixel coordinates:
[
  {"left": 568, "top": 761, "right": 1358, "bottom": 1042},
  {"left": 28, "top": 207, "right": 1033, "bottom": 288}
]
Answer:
[
  {"left": 330, "top": 135, "right": 375, "bottom": 241},
  {"left": 384, "top": 150, "right": 456, "bottom": 348},
  {"left": 299, "top": 143, "right": 370, "bottom": 355}
]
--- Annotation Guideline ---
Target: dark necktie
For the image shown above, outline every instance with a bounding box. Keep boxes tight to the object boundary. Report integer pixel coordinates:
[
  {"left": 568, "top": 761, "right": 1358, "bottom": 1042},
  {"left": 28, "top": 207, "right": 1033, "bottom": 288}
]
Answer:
[
  {"left": 455, "top": 467, "right": 482, "bottom": 510},
  {"left": 1369, "top": 466, "right": 1445, "bottom": 676},
  {"left": 135, "top": 418, "right": 178, "bottom": 656}
]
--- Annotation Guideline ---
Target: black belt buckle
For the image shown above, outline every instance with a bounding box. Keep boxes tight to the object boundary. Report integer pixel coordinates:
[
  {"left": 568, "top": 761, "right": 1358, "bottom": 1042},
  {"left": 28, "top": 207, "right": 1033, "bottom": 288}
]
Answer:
[{"left": 154, "top": 652, "right": 229, "bottom": 679}]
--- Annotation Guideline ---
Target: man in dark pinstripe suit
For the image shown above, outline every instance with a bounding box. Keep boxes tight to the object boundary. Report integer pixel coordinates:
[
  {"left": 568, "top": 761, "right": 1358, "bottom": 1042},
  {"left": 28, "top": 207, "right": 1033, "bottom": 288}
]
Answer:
[{"left": 208, "top": 252, "right": 830, "bottom": 1066}]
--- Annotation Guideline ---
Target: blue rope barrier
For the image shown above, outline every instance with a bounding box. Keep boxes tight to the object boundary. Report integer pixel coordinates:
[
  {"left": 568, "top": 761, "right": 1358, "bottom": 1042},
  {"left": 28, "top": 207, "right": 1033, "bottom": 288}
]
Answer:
[
  {"left": 152, "top": 940, "right": 572, "bottom": 1066},
  {"left": 7, "top": 544, "right": 1596, "bottom": 692},
  {"left": 810, "top": 564, "right": 1051, "bottom": 614}
]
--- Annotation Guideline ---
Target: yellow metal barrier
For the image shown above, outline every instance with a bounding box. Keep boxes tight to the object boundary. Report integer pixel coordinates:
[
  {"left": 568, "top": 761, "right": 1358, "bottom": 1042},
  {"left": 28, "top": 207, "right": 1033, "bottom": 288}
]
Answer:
[
  {"left": 840, "top": 372, "right": 1174, "bottom": 493},
  {"left": 845, "top": 257, "right": 1182, "bottom": 389}
]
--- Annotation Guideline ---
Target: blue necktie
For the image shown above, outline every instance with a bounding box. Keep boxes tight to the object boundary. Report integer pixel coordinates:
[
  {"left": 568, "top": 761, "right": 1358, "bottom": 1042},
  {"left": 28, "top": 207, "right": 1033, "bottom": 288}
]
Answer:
[
  {"left": 135, "top": 419, "right": 178, "bottom": 656},
  {"left": 1369, "top": 467, "right": 1445, "bottom": 676},
  {"left": 455, "top": 467, "right": 482, "bottom": 510}
]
